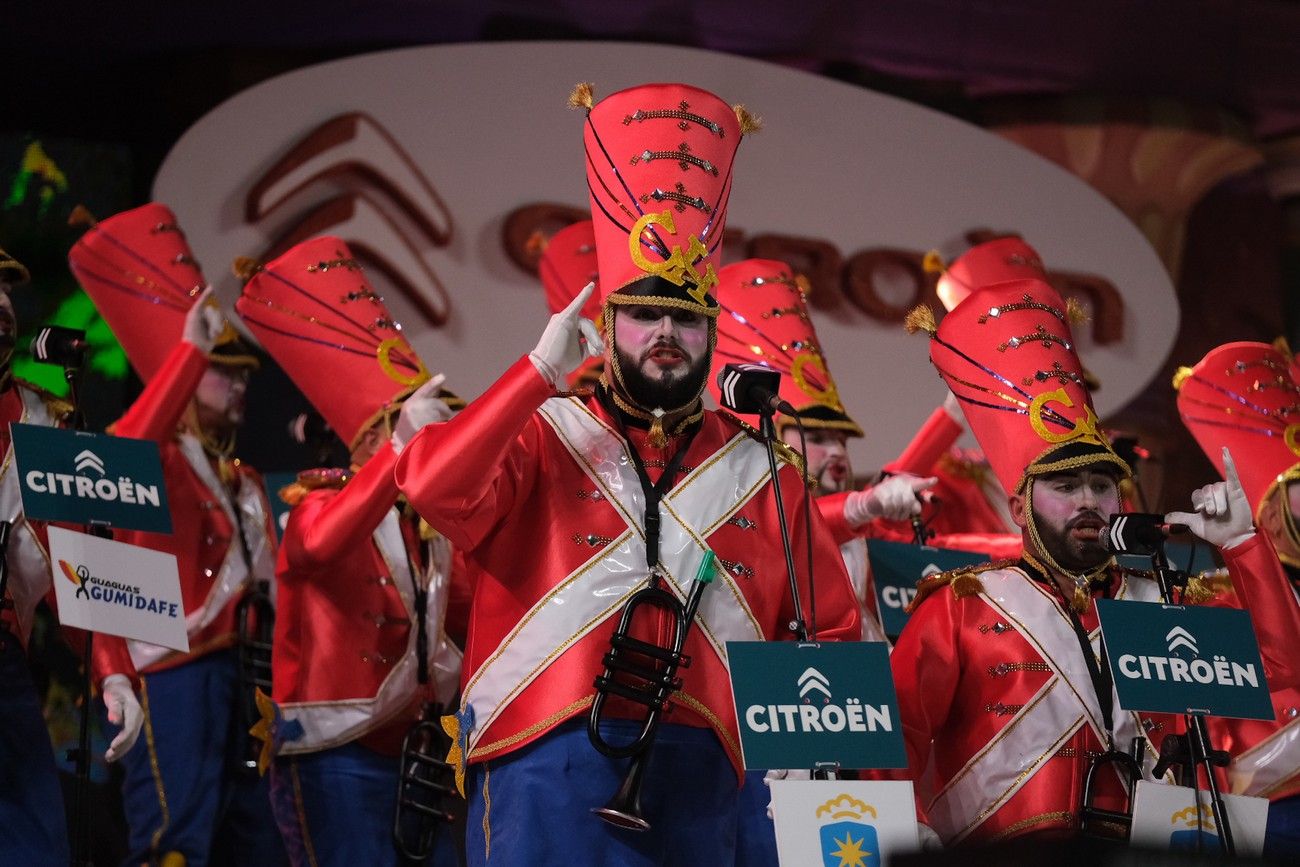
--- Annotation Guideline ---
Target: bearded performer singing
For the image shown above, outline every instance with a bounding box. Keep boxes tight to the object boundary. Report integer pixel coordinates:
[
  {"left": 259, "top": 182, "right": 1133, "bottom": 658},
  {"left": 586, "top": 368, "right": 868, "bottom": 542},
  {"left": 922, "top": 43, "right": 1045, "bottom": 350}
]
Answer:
[
  {"left": 69, "top": 205, "right": 285, "bottom": 866},
  {"left": 394, "top": 82, "right": 859, "bottom": 865},
  {"left": 0, "top": 246, "right": 143, "bottom": 866},
  {"left": 235, "top": 236, "right": 462, "bottom": 866},
  {"left": 893, "top": 276, "right": 1295, "bottom": 846}
]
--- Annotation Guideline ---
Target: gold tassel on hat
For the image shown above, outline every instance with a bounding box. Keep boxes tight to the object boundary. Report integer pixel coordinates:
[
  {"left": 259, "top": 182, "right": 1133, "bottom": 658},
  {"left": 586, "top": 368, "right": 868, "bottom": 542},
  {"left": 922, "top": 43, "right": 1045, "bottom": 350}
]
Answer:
[
  {"left": 568, "top": 82, "right": 595, "bottom": 110},
  {"left": 1274, "top": 336, "right": 1294, "bottom": 360},
  {"left": 921, "top": 249, "right": 946, "bottom": 275},
  {"left": 67, "top": 204, "right": 98, "bottom": 228},
  {"left": 1065, "top": 297, "right": 1089, "bottom": 326},
  {"left": 733, "top": 105, "right": 762, "bottom": 135},
  {"left": 1171, "top": 366, "right": 1194, "bottom": 391},
  {"left": 904, "top": 304, "right": 937, "bottom": 336},
  {"left": 232, "top": 256, "right": 263, "bottom": 283}
]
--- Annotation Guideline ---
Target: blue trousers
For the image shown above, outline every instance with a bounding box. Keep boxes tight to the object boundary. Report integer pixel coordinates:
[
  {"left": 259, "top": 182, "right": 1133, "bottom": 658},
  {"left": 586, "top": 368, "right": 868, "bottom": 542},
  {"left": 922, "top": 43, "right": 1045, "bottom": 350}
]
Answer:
[
  {"left": 0, "top": 629, "right": 69, "bottom": 867},
  {"left": 117, "top": 649, "right": 287, "bottom": 867},
  {"left": 1265, "top": 791, "right": 1300, "bottom": 859},
  {"left": 270, "top": 740, "right": 458, "bottom": 867},
  {"left": 465, "top": 718, "right": 740, "bottom": 866},
  {"left": 734, "top": 769, "right": 778, "bottom": 866}
]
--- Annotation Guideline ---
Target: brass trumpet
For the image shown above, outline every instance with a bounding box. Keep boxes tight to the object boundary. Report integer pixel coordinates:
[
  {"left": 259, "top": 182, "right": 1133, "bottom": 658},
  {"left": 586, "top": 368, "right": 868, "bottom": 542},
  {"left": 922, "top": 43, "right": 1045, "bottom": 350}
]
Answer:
[
  {"left": 588, "top": 553, "right": 718, "bottom": 830},
  {"left": 234, "top": 579, "right": 275, "bottom": 776},
  {"left": 393, "top": 702, "right": 456, "bottom": 860}
]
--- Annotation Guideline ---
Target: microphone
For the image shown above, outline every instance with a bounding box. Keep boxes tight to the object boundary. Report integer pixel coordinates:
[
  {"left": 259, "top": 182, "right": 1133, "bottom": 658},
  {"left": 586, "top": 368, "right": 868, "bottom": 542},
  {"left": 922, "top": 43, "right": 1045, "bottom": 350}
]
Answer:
[
  {"left": 1101, "top": 513, "right": 1189, "bottom": 556},
  {"left": 715, "top": 364, "right": 798, "bottom": 416},
  {"left": 29, "top": 325, "right": 88, "bottom": 368}
]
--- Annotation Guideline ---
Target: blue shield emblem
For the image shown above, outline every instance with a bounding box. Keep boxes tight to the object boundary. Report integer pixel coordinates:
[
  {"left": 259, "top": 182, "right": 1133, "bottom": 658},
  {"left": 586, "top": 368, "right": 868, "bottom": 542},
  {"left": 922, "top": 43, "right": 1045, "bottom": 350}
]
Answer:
[
  {"left": 819, "top": 819, "right": 880, "bottom": 867},
  {"left": 1169, "top": 828, "right": 1219, "bottom": 853}
]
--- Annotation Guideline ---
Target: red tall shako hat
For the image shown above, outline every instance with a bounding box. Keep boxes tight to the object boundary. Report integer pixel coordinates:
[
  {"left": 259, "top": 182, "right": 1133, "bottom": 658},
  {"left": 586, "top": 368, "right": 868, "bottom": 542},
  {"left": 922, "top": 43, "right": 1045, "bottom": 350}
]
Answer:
[
  {"left": 913, "top": 278, "right": 1127, "bottom": 495},
  {"left": 709, "top": 258, "right": 862, "bottom": 436},
  {"left": 574, "top": 81, "right": 755, "bottom": 438},
  {"left": 68, "top": 203, "right": 257, "bottom": 381},
  {"left": 1175, "top": 340, "right": 1300, "bottom": 566},
  {"left": 538, "top": 220, "right": 603, "bottom": 387},
  {"left": 235, "top": 236, "right": 460, "bottom": 450},
  {"left": 935, "top": 237, "right": 1046, "bottom": 312}
]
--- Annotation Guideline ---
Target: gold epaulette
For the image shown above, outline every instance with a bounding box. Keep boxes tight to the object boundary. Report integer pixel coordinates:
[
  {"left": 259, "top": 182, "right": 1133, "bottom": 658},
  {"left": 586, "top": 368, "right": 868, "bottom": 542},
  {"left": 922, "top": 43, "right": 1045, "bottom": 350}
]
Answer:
[
  {"left": 715, "top": 409, "right": 810, "bottom": 485},
  {"left": 906, "top": 559, "right": 1017, "bottom": 614},
  {"left": 15, "top": 378, "right": 74, "bottom": 423},
  {"left": 1183, "top": 569, "right": 1234, "bottom": 605},
  {"left": 279, "top": 467, "right": 351, "bottom": 507}
]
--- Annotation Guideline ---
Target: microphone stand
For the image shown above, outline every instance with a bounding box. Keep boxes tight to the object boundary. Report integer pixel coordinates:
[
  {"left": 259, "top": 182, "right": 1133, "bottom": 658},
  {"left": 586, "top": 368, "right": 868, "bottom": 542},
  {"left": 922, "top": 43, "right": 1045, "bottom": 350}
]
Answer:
[
  {"left": 755, "top": 408, "right": 842, "bottom": 781},
  {"left": 52, "top": 341, "right": 103, "bottom": 867},
  {"left": 1147, "top": 542, "right": 1235, "bottom": 857}
]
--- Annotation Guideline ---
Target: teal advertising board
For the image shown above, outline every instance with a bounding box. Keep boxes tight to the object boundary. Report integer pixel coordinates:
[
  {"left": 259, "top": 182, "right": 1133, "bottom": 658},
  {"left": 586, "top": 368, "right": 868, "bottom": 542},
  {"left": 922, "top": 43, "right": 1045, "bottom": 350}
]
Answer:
[
  {"left": 727, "top": 641, "right": 905, "bottom": 771},
  {"left": 1096, "top": 599, "right": 1273, "bottom": 720},
  {"left": 865, "top": 539, "right": 988, "bottom": 636},
  {"left": 11, "top": 423, "right": 171, "bottom": 533}
]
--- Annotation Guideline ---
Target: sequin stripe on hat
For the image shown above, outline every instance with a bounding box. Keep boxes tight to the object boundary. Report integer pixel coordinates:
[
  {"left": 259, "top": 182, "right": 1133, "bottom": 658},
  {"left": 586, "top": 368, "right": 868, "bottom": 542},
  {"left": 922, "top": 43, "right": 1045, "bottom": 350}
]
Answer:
[
  {"left": 622, "top": 100, "right": 730, "bottom": 137},
  {"left": 932, "top": 333, "right": 1079, "bottom": 434},
  {"left": 714, "top": 316, "right": 830, "bottom": 393},
  {"left": 1181, "top": 372, "right": 1300, "bottom": 420},
  {"left": 240, "top": 269, "right": 424, "bottom": 383},
  {"left": 70, "top": 237, "right": 200, "bottom": 309},
  {"left": 259, "top": 254, "right": 401, "bottom": 347},
  {"left": 1178, "top": 413, "right": 1300, "bottom": 451},
  {"left": 90, "top": 219, "right": 205, "bottom": 296}
]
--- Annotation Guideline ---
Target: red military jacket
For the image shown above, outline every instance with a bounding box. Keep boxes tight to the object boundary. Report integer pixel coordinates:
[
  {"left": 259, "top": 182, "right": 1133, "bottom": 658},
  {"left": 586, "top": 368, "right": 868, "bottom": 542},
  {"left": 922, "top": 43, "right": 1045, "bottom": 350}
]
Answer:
[
  {"left": 92, "top": 342, "right": 276, "bottom": 679},
  {"left": 1210, "top": 559, "right": 1300, "bottom": 802},
  {"left": 273, "top": 442, "right": 462, "bottom": 757},
  {"left": 394, "top": 357, "right": 860, "bottom": 779},
  {"left": 892, "top": 533, "right": 1290, "bottom": 845}
]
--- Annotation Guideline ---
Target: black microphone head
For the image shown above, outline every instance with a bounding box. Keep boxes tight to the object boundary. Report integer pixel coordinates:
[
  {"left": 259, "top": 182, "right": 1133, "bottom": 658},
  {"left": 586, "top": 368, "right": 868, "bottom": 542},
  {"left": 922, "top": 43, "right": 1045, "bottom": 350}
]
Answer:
[
  {"left": 1102, "top": 513, "right": 1169, "bottom": 556},
  {"left": 29, "top": 325, "right": 87, "bottom": 368},
  {"left": 717, "top": 363, "right": 781, "bottom": 415}
]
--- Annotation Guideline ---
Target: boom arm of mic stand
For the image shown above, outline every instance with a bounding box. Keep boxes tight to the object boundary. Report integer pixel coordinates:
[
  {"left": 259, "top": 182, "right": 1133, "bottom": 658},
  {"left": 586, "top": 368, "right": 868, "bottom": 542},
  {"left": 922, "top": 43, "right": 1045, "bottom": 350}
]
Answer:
[{"left": 758, "top": 411, "right": 809, "bottom": 642}]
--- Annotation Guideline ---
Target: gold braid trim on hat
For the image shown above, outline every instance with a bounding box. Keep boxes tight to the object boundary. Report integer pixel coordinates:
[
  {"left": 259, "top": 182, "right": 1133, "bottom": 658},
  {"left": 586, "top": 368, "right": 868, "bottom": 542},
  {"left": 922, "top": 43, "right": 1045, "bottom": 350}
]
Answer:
[
  {"left": 603, "top": 291, "right": 720, "bottom": 318},
  {"left": 1022, "top": 484, "right": 1114, "bottom": 614},
  {"left": 775, "top": 414, "right": 865, "bottom": 438},
  {"left": 1257, "top": 466, "right": 1300, "bottom": 569},
  {"left": 1016, "top": 436, "right": 1132, "bottom": 495}
]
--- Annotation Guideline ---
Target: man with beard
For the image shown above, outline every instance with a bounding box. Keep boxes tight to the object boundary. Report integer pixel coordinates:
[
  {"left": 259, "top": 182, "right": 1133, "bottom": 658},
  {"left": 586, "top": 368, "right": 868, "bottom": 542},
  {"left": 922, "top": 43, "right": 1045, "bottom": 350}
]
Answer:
[
  {"left": 0, "top": 246, "right": 143, "bottom": 866},
  {"left": 69, "top": 205, "right": 285, "bottom": 866},
  {"left": 394, "top": 82, "right": 859, "bottom": 865},
  {"left": 891, "top": 277, "right": 1292, "bottom": 846}
]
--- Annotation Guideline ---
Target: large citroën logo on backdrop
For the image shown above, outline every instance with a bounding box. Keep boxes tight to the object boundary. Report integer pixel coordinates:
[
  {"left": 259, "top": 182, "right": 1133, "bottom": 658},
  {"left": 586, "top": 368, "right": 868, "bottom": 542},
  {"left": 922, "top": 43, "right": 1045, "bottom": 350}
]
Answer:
[{"left": 244, "top": 113, "right": 454, "bottom": 329}]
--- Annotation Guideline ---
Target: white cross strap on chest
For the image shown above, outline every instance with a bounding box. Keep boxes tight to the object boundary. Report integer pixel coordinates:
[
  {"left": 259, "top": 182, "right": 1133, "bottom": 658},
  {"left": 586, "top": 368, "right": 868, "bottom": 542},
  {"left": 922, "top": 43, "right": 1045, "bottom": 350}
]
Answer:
[
  {"left": 926, "top": 568, "right": 1162, "bottom": 843},
  {"left": 280, "top": 508, "right": 463, "bottom": 754},
  {"left": 457, "top": 397, "right": 770, "bottom": 759},
  {"left": 2, "top": 387, "right": 61, "bottom": 642},
  {"left": 128, "top": 434, "right": 276, "bottom": 670}
]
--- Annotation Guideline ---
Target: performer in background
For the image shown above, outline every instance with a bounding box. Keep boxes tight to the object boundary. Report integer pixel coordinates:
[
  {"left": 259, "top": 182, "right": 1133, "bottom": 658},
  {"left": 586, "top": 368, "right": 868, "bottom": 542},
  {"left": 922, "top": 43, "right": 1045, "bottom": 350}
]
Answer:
[
  {"left": 1175, "top": 339, "right": 1300, "bottom": 857},
  {"left": 395, "top": 82, "right": 860, "bottom": 865},
  {"left": 709, "top": 257, "right": 905, "bottom": 643},
  {"left": 893, "top": 277, "right": 1294, "bottom": 845},
  {"left": 69, "top": 205, "right": 285, "bottom": 867},
  {"left": 235, "top": 236, "right": 462, "bottom": 866},
  {"left": 0, "top": 245, "right": 143, "bottom": 866}
]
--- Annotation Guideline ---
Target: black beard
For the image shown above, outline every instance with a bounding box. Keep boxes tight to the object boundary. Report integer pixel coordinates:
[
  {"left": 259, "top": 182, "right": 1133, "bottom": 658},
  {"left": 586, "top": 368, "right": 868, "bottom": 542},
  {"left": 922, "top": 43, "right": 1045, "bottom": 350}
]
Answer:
[
  {"left": 615, "top": 345, "right": 708, "bottom": 412},
  {"left": 1032, "top": 508, "right": 1110, "bottom": 574}
]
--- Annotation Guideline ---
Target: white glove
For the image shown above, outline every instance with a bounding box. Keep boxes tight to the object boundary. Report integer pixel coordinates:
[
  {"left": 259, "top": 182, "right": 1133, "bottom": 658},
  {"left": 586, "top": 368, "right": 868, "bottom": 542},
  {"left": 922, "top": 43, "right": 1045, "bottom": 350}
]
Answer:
[
  {"left": 102, "top": 674, "right": 143, "bottom": 762},
  {"left": 843, "top": 474, "right": 938, "bottom": 526},
  {"left": 763, "top": 768, "right": 812, "bottom": 819},
  {"left": 528, "top": 282, "right": 604, "bottom": 387},
  {"left": 392, "top": 374, "right": 453, "bottom": 453},
  {"left": 1166, "top": 447, "right": 1256, "bottom": 550},
  {"left": 917, "top": 822, "right": 944, "bottom": 851},
  {"left": 941, "top": 390, "right": 965, "bottom": 427},
  {"left": 181, "top": 285, "right": 225, "bottom": 353}
]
